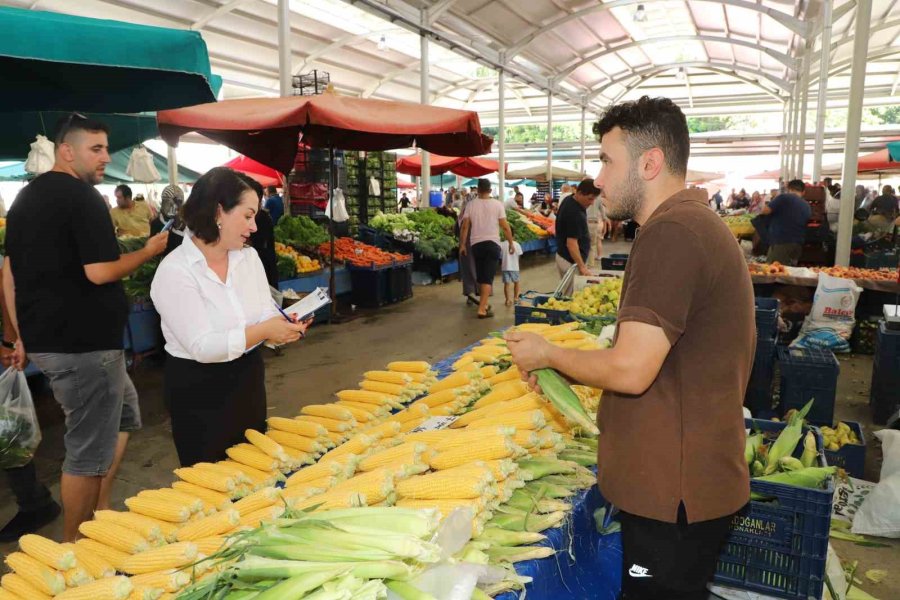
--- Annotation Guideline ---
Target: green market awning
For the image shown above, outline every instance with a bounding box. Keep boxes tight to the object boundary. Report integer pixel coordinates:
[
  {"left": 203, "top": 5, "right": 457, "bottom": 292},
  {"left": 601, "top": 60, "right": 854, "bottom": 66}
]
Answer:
[
  {"left": 0, "top": 146, "right": 201, "bottom": 184},
  {"left": 888, "top": 141, "right": 900, "bottom": 162},
  {"left": 0, "top": 7, "right": 217, "bottom": 113}
]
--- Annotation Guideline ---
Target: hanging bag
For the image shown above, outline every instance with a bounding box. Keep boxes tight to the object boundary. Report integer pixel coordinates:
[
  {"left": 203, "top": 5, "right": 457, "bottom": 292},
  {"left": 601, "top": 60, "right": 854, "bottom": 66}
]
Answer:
[
  {"left": 24, "top": 135, "right": 55, "bottom": 175},
  {"left": 126, "top": 147, "right": 161, "bottom": 183},
  {"left": 0, "top": 367, "right": 41, "bottom": 469}
]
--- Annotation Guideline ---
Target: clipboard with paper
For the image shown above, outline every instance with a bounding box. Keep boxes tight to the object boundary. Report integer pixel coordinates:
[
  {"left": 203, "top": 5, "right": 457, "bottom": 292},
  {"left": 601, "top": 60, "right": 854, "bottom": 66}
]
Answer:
[{"left": 283, "top": 287, "right": 332, "bottom": 321}]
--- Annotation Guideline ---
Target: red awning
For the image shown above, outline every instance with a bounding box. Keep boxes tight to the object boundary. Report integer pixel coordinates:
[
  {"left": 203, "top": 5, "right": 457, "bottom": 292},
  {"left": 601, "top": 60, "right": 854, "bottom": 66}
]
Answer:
[
  {"left": 222, "top": 155, "right": 283, "bottom": 187},
  {"left": 396, "top": 153, "right": 502, "bottom": 177},
  {"left": 158, "top": 93, "right": 492, "bottom": 174},
  {"left": 397, "top": 179, "right": 416, "bottom": 189}
]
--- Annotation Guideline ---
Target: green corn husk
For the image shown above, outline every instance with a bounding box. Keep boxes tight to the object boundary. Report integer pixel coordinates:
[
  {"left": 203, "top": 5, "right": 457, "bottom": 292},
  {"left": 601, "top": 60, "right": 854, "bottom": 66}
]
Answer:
[
  {"left": 235, "top": 556, "right": 414, "bottom": 582},
  {"left": 485, "top": 545, "right": 556, "bottom": 563},
  {"left": 502, "top": 490, "right": 571, "bottom": 514},
  {"left": 779, "top": 456, "right": 804, "bottom": 472},
  {"left": 751, "top": 466, "right": 837, "bottom": 499},
  {"left": 474, "top": 529, "right": 547, "bottom": 547},
  {"left": 745, "top": 433, "right": 763, "bottom": 466},
  {"left": 764, "top": 399, "right": 814, "bottom": 475},
  {"left": 533, "top": 369, "right": 600, "bottom": 435},
  {"left": 522, "top": 481, "right": 575, "bottom": 499},
  {"left": 516, "top": 458, "right": 577, "bottom": 480},
  {"left": 487, "top": 510, "right": 567, "bottom": 532},
  {"left": 385, "top": 580, "right": 438, "bottom": 600},
  {"left": 252, "top": 569, "right": 348, "bottom": 600},
  {"left": 471, "top": 589, "right": 493, "bottom": 600},
  {"left": 302, "top": 589, "right": 351, "bottom": 600},
  {"left": 751, "top": 460, "right": 765, "bottom": 477},
  {"left": 557, "top": 450, "right": 597, "bottom": 467},
  {"left": 800, "top": 431, "right": 818, "bottom": 468}
]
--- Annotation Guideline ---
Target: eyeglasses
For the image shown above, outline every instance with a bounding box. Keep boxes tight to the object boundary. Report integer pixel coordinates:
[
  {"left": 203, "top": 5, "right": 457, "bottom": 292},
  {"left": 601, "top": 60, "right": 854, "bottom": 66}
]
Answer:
[{"left": 55, "top": 112, "right": 88, "bottom": 144}]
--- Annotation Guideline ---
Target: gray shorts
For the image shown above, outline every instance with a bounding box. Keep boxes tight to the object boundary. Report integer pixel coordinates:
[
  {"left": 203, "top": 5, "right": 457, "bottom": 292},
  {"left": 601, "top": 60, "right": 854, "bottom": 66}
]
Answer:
[
  {"left": 29, "top": 350, "right": 141, "bottom": 477},
  {"left": 502, "top": 270, "right": 520, "bottom": 283}
]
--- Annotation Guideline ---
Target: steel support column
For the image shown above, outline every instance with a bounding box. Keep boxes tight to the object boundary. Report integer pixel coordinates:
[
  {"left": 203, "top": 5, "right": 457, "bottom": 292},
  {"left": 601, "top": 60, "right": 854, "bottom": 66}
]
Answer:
[
  {"left": 797, "top": 47, "right": 812, "bottom": 178},
  {"left": 277, "top": 0, "right": 291, "bottom": 96},
  {"left": 812, "top": 0, "right": 834, "bottom": 183},
  {"left": 420, "top": 26, "right": 431, "bottom": 207},
  {"left": 836, "top": 0, "right": 873, "bottom": 266},
  {"left": 498, "top": 69, "right": 506, "bottom": 200},
  {"left": 580, "top": 106, "right": 587, "bottom": 176},
  {"left": 546, "top": 90, "right": 553, "bottom": 184},
  {"left": 167, "top": 145, "right": 178, "bottom": 187}
]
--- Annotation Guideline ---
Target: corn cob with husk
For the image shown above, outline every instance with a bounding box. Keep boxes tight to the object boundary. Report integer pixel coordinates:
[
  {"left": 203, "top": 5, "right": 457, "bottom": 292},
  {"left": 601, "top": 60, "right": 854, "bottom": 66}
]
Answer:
[
  {"left": 54, "top": 575, "right": 132, "bottom": 600},
  {"left": 4, "top": 552, "right": 66, "bottom": 596},
  {"left": 521, "top": 369, "right": 599, "bottom": 435},
  {"left": 800, "top": 430, "right": 818, "bottom": 468},
  {"left": 396, "top": 469, "right": 493, "bottom": 500},
  {"left": 291, "top": 490, "right": 367, "bottom": 511},
  {"left": 238, "top": 505, "right": 286, "bottom": 528},
  {"left": 231, "top": 486, "right": 280, "bottom": 516},
  {"left": 763, "top": 399, "right": 814, "bottom": 475},
  {"left": 328, "top": 467, "right": 396, "bottom": 505},
  {"left": 119, "top": 543, "right": 199, "bottom": 575},
  {"left": 430, "top": 436, "right": 522, "bottom": 470},
  {"left": 266, "top": 416, "right": 327, "bottom": 438}
]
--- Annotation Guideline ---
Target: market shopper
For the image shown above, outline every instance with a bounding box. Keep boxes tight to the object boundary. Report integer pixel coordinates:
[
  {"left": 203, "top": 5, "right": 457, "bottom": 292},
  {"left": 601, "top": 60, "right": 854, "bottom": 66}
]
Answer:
[
  {"left": 870, "top": 185, "right": 898, "bottom": 223},
  {"left": 501, "top": 238, "right": 523, "bottom": 307},
  {"left": 555, "top": 179, "right": 601, "bottom": 290},
  {"left": 760, "top": 179, "right": 811, "bottom": 266},
  {"left": 3, "top": 114, "right": 168, "bottom": 541},
  {"left": 150, "top": 168, "right": 310, "bottom": 466},
  {"left": 458, "top": 178, "right": 515, "bottom": 318},
  {"left": 110, "top": 184, "right": 153, "bottom": 237},
  {"left": 263, "top": 185, "right": 284, "bottom": 224},
  {"left": 456, "top": 194, "right": 479, "bottom": 307},
  {"left": 506, "top": 96, "right": 754, "bottom": 600}
]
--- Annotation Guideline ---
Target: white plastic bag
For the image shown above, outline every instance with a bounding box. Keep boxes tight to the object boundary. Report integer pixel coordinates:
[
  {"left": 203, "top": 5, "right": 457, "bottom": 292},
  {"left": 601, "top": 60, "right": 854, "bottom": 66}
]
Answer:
[
  {"left": 792, "top": 273, "right": 861, "bottom": 352},
  {"left": 0, "top": 367, "right": 41, "bottom": 469},
  {"left": 326, "top": 188, "right": 350, "bottom": 223},
  {"left": 126, "top": 146, "right": 161, "bottom": 183},
  {"left": 24, "top": 135, "right": 55, "bottom": 175},
  {"left": 368, "top": 177, "right": 381, "bottom": 196},
  {"left": 851, "top": 430, "right": 900, "bottom": 538}
]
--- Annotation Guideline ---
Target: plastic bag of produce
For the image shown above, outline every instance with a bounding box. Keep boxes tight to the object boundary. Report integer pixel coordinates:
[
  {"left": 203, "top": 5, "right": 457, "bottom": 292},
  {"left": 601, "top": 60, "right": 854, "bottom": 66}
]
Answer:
[
  {"left": 0, "top": 367, "right": 41, "bottom": 469},
  {"left": 791, "top": 273, "right": 861, "bottom": 353},
  {"left": 851, "top": 430, "right": 900, "bottom": 538},
  {"left": 126, "top": 146, "right": 161, "bottom": 183},
  {"left": 24, "top": 135, "right": 55, "bottom": 175}
]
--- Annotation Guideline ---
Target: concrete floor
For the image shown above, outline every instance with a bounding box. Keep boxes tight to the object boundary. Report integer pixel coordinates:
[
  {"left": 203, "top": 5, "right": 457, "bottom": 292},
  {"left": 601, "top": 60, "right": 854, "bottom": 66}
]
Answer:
[{"left": 2, "top": 240, "right": 898, "bottom": 598}]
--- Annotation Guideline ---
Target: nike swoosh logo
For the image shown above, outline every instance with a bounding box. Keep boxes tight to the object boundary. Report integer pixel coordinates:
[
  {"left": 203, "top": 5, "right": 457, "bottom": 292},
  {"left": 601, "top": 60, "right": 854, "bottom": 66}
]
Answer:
[{"left": 629, "top": 569, "right": 652, "bottom": 578}]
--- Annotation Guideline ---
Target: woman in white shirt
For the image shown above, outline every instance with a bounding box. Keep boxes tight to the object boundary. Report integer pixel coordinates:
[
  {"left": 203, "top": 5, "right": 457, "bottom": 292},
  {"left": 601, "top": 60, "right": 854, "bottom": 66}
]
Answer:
[{"left": 150, "top": 167, "right": 308, "bottom": 466}]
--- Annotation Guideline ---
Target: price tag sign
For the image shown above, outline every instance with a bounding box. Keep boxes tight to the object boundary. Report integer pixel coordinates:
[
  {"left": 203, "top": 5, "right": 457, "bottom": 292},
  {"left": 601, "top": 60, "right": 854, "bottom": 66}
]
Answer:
[{"left": 411, "top": 416, "right": 458, "bottom": 432}]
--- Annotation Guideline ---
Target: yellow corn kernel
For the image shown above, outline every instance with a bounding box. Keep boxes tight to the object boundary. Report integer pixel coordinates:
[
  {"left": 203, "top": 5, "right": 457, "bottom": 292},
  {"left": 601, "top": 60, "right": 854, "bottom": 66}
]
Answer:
[
  {"left": 359, "top": 379, "right": 407, "bottom": 397},
  {"left": 120, "top": 543, "right": 199, "bottom": 576},
  {"left": 300, "top": 404, "right": 355, "bottom": 422},
  {"left": 329, "top": 468, "right": 395, "bottom": 505},
  {"left": 264, "top": 430, "right": 325, "bottom": 454},
  {"left": 63, "top": 544, "right": 115, "bottom": 580},
  {"left": 62, "top": 566, "right": 93, "bottom": 587},
  {"left": 330, "top": 403, "right": 378, "bottom": 423},
  {"left": 396, "top": 472, "right": 487, "bottom": 500},
  {"left": 472, "top": 381, "right": 530, "bottom": 410},
  {"left": 333, "top": 390, "right": 402, "bottom": 409},
  {"left": 231, "top": 487, "right": 279, "bottom": 516},
  {"left": 266, "top": 417, "right": 326, "bottom": 438},
  {"left": 237, "top": 505, "right": 285, "bottom": 529},
  {"left": 296, "top": 415, "right": 354, "bottom": 433},
  {"left": 335, "top": 400, "right": 390, "bottom": 418},
  {"left": 429, "top": 372, "right": 477, "bottom": 394},
  {"left": 362, "top": 370, "right": 411, "bottom": 385},
  {"left": 93, "top": 511, "right": 164, "bottom": 544},
  {"left": 54, "top": 575, "right": 132, "bottom": 600},
  {"left": 285, "top": 461, "right": 343, "bottom": 487},
  {"left": 78, "top": 521, "right": 149, "bottom": 555},
  {"left": 4, "top": 552, "right": 65, "bottom": 596},
  {"left": 292, "top": 490, "right": 365, "bottom": 512},
  {"left": 129, "top": 571, "right": 189, "bottom": 594},
  {"left": 280, "top": 483, "right": 329, "bottom": 506},
  {"left": 430, "top": 436, "right": 517, "bottom": 470},
  {"left": 173, "top": 467, "right": 235, "bottom": 493},
  {"left": 358, "top": 442, "right": 427, "bottom": 472},
  {"left": 170, "top": 482, "right": 232, "bottom": 512},
  {"left": 395, "top": 497, "right": 487, "bottom": 515},
  {"left": 18, "top": 534, "right": 76, "bottom": 571},
  {"left": 220, "top": 461, "right": 281, "bottom": 487},
  {"left": 452, "top": 355, "right": 474, "bottom": 370},
  {"left": 512, "top": 431, "right": 540, "bottom": 449},
  {"left": 429, "top": 402, "right": 467, "bottom": 417},
  {"left": 468, "top": 409, "right": 546, "bottom": 432},
  {"left": 0, "top": 590, "right": 22, "bottom": 600},
  {"left": 323, "top": 430, "right": 347, "bottom": 446},
  {"left": 192, "top": 537, "right": 226, "bottom": 557},
  {"left": 391, "top": 404, "right": 431, "bottom": 424},
  {"left": 191, "top": 462, "right": 251, "bottom": 485},
  {"left": 487, "top": 366, "right": 520, "bottom": 386},
  {"left": 175, "top": 510, "right": 240, "bottom": 542},
  {"left": 245, "top": 429, "right": 289, "bottom": 462},
  {"left": 226, "top": 444, "right": 279, "bottom": 472},
  {"left": 399, "top": 417, "right": 429, "bottom": 434},
  {"left": 386, "top": 361, "right": 431, "bottom": 373},
  {"left": 319, "top": 433, "right": 376, "bottom": 462},
  {"left": 73, "top": 540, "right": 130, "bottom": 571},
  {"left": 137, "top": 489, "right": 203, "bottom": 515},
  {"left": 360, "top": 420, "right": 401, "bottom": 440},
  {"left": 127, "top": 586, "right": 163, "bottom": 600},
  {"left": 2, "top": 572, "right": 53, "bottom": 600}
]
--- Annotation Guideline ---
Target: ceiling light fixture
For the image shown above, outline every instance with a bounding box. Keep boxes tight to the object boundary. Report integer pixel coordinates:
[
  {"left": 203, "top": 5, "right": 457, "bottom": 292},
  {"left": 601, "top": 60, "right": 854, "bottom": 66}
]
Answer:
[
  {"left": 675, "top": 67, "right": 686, "bottom": 80},
  {"left": 633, "top": 4, "right": 647, "bottom": 22},
  {"left": 377, "top": 34, "right": 387, "bottom": 51}
]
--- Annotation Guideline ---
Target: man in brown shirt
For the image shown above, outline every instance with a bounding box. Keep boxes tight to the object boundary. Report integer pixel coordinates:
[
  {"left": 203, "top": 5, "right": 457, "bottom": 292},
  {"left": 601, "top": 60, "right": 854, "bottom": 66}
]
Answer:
[{"left": 507, "top": 96, "right": 755, "bottom": 600}]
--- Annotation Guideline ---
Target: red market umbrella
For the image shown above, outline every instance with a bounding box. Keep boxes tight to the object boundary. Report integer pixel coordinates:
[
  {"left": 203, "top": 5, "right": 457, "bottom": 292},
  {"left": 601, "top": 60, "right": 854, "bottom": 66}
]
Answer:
[
  {"left": 821, "top": 147, "right": 900, "bottom": 178},
  {"left": 158, "top": 92, "right": 493, "bottom": 174},
  {"left": 397, "top": 179, "right": 416, "bottom": 189},
  {"left": 223, "top": 154, "right": 283, "bottom": 187},
  {"left": 396, "top": 153, "right": 502, "bottom": 177}
]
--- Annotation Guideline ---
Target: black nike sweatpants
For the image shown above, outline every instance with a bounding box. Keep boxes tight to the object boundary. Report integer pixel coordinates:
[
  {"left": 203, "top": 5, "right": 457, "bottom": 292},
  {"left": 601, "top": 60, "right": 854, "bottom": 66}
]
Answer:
[{"left": 619, "top": 503, "right": 734, "bottom": 600}]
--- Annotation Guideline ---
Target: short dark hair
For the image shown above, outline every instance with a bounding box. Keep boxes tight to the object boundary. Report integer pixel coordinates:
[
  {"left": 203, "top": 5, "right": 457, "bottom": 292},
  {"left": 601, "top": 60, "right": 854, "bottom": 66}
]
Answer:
[
  {"left": 787, "top": 179, "right": 806, "bottom": 193},
  {"left": 477, "top": 179, "right": 491, "bottom": 193},
  {"left": 592, "top": 96, "right": 690, "bottom": 177},
  {"left": 265, "top": 185, "right": 278, "bottom": 196},
  {"left": 514, "top": 192, "right": 524, "bottom": 199},
  {"left": 183, "top": 167, "right": 253, "bottom": 243},
  {"left": 576, "top": 178, "right": 601, "bottom": 196},
  {"left": 236, "top": 172, "right": 264, "bottom": 202},
  {"left": 54, "top": 113, "right": 109, "bottom": 146},
  {"left": 115, "top": 184, "right": 132, "bottom": 199}
]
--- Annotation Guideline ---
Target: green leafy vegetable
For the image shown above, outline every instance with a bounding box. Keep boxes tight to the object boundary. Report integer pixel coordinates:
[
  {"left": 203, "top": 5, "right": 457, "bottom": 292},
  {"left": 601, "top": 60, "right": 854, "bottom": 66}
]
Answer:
[{"left": 275, "top": 216, "right": 329, "bottom": 248}]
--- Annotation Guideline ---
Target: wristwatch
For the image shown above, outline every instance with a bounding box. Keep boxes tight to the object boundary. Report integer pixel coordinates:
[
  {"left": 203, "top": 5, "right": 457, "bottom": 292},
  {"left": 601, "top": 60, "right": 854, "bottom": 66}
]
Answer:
[{"left": 1, "top": 340, "right": 15, "bottom": 350}]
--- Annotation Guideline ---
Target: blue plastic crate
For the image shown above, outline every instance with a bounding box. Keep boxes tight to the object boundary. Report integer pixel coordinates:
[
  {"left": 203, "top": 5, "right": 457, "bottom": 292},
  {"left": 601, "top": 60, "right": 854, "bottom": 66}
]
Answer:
[
  {"left": 714, "top": 419, "right": 833, "bottom": 600},
  {"left": 123, "top": 302, "right": 160, "bottom": 354},
  {"left": 823, "top": 421, "right": 866, "bottom": 479},
  {"left": 870, "top": 321, "right": 900, "bottom": 424},
  {"left": 514, "top": 290, "right": 572, "bottom": 325},
  {"left": 755, "top": 297, "right": 780, "bottom": 341},
  {"left": 387, "top": 263, "right": 413, "bottom": 304},
  {"left": 777, "top": 346, "right": 839, "bottom": 425},
  {"left": 439, "top": 259, "right": 459, "bottom": 277},
  {"left": 745, "top": 338, "right": 777, "bottom": 415}
]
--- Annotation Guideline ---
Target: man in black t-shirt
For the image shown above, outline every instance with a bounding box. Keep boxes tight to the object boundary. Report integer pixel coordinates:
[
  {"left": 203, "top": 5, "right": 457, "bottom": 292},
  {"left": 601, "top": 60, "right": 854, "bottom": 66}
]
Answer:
[
  {"left": 3, "top": 114, "right": 168, "bottom": 541},
  {"left": 555, "top": 179, "right": 601, "bottom": 291}
]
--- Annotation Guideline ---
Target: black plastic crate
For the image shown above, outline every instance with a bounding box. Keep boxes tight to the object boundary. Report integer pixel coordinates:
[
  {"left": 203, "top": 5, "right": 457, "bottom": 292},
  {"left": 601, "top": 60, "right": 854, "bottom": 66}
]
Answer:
[
  {"left": 744, "top": 338, "right": 777, "bottom": 415},
  {"left": 755, "top": 297, "right": 780, "bottom": 341},
  {"left": 850, "top": 318, "right": 881, "bottom": 355},
  {"left": 714, "top": 419, "right": 833, "bottom": 599},
  {"left": 349, "top": 266, "right": 390, "bottom": 308},
  {"left": 777, "top": 346, "right": 839, "bottom": 425},
  {"left": 600, "top": 253, "right": 628, "bottom": 271},
  {"left": 387, "top": 262, "right": 413, "bottom": 304},
  {"left": 870, "top": 321, "right": 900, "bottom": 424},
  {"left": 514, "top": 291, "right": 571, "bottom": 325}
]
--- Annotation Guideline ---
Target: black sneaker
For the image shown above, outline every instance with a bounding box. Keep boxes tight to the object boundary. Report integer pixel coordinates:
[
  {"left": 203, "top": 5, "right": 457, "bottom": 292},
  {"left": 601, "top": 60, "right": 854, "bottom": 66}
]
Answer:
[{"left": 0, "top": 501, "right": 62, "bottom": 542}]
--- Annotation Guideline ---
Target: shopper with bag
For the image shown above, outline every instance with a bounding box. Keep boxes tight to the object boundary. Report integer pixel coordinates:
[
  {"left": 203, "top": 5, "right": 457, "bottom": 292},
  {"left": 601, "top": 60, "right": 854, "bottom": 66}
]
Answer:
[
  {"left": 151, "top": 168, "right": 310, "bottom": 467},
  {"left": 3, "top": 114, "right": 169, "bottom": 541}
]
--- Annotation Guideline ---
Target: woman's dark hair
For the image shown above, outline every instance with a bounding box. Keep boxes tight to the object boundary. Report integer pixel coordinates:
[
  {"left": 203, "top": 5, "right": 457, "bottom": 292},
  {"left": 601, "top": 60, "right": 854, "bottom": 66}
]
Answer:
[
  {"left": 235, "top": 172, "right": 264, "bottom": 202},
  {"left": 183, "top": 167, "right": 253, "bottom": 243}
]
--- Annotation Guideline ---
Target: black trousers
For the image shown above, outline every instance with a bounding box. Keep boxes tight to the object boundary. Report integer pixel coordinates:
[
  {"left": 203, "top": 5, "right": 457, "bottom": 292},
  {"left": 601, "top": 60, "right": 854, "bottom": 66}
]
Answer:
[
  {"left": 164, "top": 349, "right": 267, "bottom": 467},
  {"left": 4, "top": 461, "right": 52, "bottom": 512},
  {"left": 619, "top": 503, "right": 733, "bottom": 600}
]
